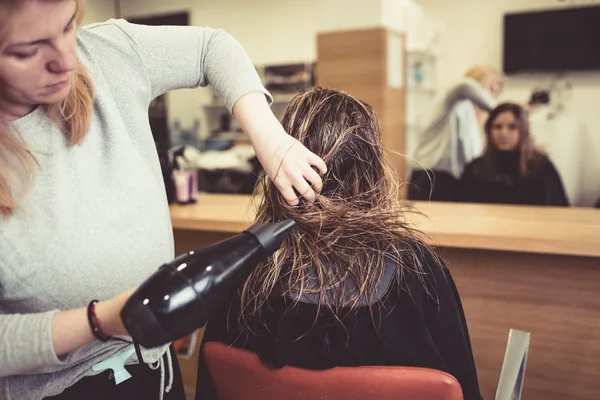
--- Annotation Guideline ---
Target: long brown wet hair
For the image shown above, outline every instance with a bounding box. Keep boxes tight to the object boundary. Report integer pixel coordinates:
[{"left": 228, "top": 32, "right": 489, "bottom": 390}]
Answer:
[
  {"left": 239, "top": 87, "right": 438, "bottom": 334},
  {"left": 0, "top": 0, "right": 95, "bottom": 218}
]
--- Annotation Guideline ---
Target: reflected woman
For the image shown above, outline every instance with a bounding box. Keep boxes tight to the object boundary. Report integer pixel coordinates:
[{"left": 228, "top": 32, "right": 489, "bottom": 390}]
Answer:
[
  {"left": 460, "top": 103, "right": 569, "bottom": 206},
  {"left": 408, "top": 65, "right": 503, "bottom": 202}
]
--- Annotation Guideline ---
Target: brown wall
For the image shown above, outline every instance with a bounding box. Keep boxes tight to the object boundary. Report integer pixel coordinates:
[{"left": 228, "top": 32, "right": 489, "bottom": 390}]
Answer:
[{"left": 174, "top": 229, "right": 600, "bottom": 399}]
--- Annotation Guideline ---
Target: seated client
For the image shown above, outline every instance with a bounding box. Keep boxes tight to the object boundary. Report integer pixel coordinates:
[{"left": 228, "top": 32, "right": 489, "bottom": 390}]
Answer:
[
  {"left": 196, "top": 87, "right": 483, "bottom": 400},
  {"left": 460, "top": 102, "right": 569, "bottom": 206}
]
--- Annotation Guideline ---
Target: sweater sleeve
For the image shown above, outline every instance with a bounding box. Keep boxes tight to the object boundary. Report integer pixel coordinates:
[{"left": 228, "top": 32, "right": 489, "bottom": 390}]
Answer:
[
  {"left": 0, "top": 311, "right": 64, "bottom": 377},
  {"left": 109, "top": 19, "right": 272, "bottom": 112},
  {"left": 445, "top": 78, "right": 497, "bottom": 112}
]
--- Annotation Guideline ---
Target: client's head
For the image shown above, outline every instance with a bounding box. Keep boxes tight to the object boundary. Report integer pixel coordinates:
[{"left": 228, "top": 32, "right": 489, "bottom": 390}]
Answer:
[
  {"left": 240, "top": 87, "right": 429, "bottom": 332},
  {"left": 484, "top": 102, "right": 542, "bottom": 175},
  {"left": 485, "top": 102, "right": 530, "bottom": 153},
  {"left": 264, "top": 86, "right": 391, "bottom": 211}
]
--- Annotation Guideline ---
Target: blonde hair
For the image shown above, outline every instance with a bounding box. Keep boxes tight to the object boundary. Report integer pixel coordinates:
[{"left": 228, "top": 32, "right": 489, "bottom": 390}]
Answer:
[
  {"left": 464, "top": 64, "right": 503, "bottom": 87},
  {"left": 0, "top": 0, "right": 94, "bottom": 218}
]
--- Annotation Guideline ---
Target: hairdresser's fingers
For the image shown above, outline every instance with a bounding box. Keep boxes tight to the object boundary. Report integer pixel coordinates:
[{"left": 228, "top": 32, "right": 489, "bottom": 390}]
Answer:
[
  {"left": 303, "top": 165, "right": 323, "bottom": 193},
  {"left": 276, "top": 182, "right": 300, "bottom": 206},
  {"left": 307, "top": 151, "right": 327, "bottom": 176},
  {"left": 291, "top": 172, "right": 317, "bottom": 203}
]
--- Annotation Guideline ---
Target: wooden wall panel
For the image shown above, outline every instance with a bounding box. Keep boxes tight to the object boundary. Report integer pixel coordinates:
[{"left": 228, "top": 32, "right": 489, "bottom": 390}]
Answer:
[
  {"left": 173, "top": 228, "right": 600, "bottom": 400},
  {"left": 440, "top": 247, "right": 600, "bottom": 400},
  {"left": 382, "top": 87, "right": 406, "bottom": 187},
  {"left": 316, "top": 28, "right": 387, "bottom": 88},
  {"left": 316, "top": 28, "right": 406, "bottom": 191}
]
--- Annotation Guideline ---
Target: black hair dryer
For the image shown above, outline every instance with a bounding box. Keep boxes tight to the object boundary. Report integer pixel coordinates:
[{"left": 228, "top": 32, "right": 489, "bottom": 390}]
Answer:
[{"left": 121, "top": 220, "right": 295, "bottom": 348}]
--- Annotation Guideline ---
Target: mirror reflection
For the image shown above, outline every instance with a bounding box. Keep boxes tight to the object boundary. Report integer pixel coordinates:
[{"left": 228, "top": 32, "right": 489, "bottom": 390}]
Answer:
[
  {"left": 115, "top": 1, "right": 600, "bottom": 209},
  {"left": 406, "top": 3, "right": 600, "bottom": 208}
]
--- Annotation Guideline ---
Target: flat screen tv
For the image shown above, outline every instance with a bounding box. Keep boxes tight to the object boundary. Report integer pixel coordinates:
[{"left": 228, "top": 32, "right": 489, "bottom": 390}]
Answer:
[{"left": 503, "top": 5, "right": 600, "bottom": 74}]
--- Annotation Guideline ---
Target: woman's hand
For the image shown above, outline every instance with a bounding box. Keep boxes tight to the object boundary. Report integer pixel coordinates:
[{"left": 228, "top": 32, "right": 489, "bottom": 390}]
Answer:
[
  {"left": 256, "top": 131, "right": 327, "bottom": 205},
  {"left": 233, "top": 92, "right": 327, "bottom": 205},
  {"left": 96, "top": 288, "right": 136, "bottom": 337},
  {"left": 51, "top": 288, "right": 136, "bottom": 357}
]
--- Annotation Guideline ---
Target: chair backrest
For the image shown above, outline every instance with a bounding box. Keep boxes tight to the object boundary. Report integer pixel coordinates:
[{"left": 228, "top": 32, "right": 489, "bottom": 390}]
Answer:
[{"left": 203, "top": 342, "right": 464, "bottom": 400}]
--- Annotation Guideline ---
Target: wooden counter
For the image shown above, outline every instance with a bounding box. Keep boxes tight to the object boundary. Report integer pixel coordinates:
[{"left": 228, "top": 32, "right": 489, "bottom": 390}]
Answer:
[
  {"left": 170, "top": 194, "right": 600, "bottom": 258},
  {"left": 171, "top": 194, "right": 600, "bottom": 400}
]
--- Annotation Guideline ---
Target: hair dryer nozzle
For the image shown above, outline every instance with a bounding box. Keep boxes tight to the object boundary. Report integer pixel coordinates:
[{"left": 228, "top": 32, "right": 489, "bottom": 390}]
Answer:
[
  {"left": 245, "top": 219, "right": 296, "bottom": 255},
  {"left": 121, "top": 219, "right": 296, "bottom": 348}
]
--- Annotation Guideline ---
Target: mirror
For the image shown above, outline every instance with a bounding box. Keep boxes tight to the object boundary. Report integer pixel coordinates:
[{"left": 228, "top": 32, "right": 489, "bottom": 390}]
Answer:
[
  {"left": 120, "top": 1, "right": 600, "bottom": 208},
  {"left": 405, "top": 1, "right": 600, "bottom": 208}
]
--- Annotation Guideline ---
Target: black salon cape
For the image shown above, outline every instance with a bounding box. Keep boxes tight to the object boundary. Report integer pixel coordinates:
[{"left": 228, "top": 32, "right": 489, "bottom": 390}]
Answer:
[
  {"left": 460, "top": 152, "right": 569, "bottom": 206},
  {"left": 195, "top": 244, "right": 483, "bottom": 400}
]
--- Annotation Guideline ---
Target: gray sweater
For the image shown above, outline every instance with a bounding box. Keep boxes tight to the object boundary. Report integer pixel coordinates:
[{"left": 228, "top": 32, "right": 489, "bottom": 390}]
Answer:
[
  {"left": 411, "top": 78, "right": 497, "bottom": 178},
  {"left": 0, "top": 19, "right": 270, "bottom": 400}
]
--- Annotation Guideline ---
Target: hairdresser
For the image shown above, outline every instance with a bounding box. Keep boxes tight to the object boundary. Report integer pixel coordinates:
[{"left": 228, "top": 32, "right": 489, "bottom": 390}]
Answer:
[
  {"left": 0, "top": 1, "right": 326, "bottom": 399},
  {"left": 408, "top": 65, "right": 503, "bottom": 202}
]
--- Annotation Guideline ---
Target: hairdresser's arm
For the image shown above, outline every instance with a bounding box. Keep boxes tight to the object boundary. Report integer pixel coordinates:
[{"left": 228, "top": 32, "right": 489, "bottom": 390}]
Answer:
[
  {"left": 233, "top": 92, "right": 327, "bottom": 204},
  {"left": 445, "top": 77, "right": 497, "bottom": 112},
  {"left": 0, "top": 289, "right": 132, "bottom": 378},
  {"left": 110, "top": 19, "right": 326, "bottom": 204},
  {"left": 110, "top": 19, "right": 268, "bottom": 109},
  {"left": 51, "top": 289, "right": 134, "bottom": 355}
]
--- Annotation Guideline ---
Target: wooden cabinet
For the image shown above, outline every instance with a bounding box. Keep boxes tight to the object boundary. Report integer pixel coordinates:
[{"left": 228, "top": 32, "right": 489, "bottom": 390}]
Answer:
[{"left": 316, "top": 27, "right": 407, "bottom": 193}]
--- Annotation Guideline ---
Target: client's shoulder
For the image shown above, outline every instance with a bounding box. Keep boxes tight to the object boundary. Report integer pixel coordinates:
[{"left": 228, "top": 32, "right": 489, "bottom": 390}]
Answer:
[
  {"left": 392, "top": 239, "right": 446, "bottom": 272},
  {"left": 384, "top": 239, "right": 448, "bottom": 292}
]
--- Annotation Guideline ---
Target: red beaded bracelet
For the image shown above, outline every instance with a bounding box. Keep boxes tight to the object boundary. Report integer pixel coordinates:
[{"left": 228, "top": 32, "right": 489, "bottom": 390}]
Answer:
[{"left": 87, "top": 300, "right": 112, "bottom": 342}]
